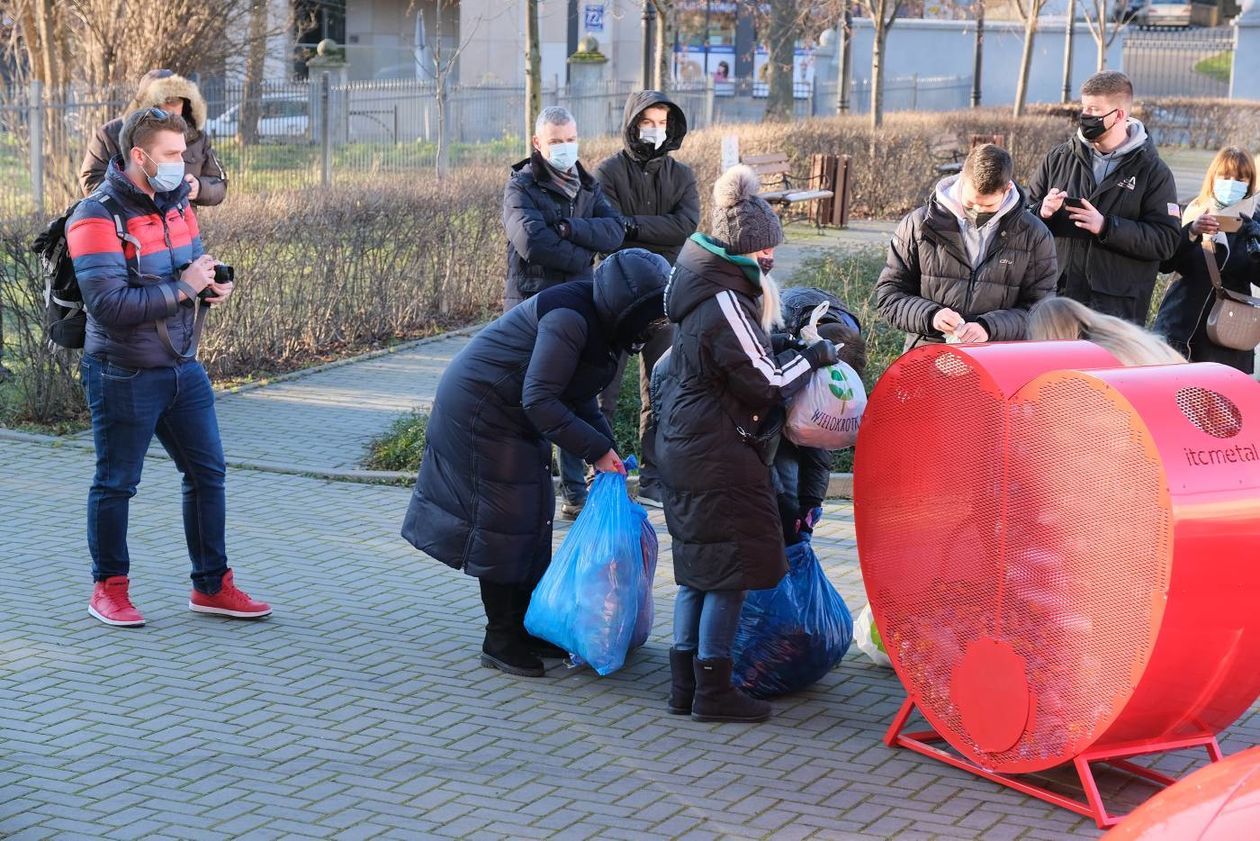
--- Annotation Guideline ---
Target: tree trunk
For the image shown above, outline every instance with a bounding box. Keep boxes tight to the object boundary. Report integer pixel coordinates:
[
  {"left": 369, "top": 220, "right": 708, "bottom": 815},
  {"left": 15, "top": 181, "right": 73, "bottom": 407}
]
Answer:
[
  {"left": 435, "top": 1, "right": 451, "bottom": 178},
  {"left": 871, "top": 25, "right": 888, "bottom": 129},
  {"left": 764, "top": 0, "right": 796, "bottom": 122},
  {"left": 525, "top": 0, "right": 542, "bottom": 149},
  {"left": 1097, "top": 5, "right": 1107, "bottom": 71},
  {"left": 1013, "top": 14, "right": 1038, "bottom": 117},
  {"left": 238, "top": 0, "right": 269, "bottom": 146},
  {"left": 654, "top": 0, "right": 673, "bottom": 92}
]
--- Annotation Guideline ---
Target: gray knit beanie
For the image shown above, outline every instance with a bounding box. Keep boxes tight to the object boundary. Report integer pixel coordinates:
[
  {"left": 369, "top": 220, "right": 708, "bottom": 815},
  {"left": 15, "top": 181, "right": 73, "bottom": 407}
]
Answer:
[{"left": 710, "top": 164, "right": 783, "bottom": 255}]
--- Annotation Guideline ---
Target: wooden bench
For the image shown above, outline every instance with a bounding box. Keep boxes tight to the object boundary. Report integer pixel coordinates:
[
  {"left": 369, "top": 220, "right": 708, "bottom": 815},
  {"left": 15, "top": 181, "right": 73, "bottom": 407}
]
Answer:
[
  {"left": 742, "top": 152, "right": 834, "bottom": 215},
  {"left": 930, "top": 132, "right": 1008, "bottom": 176}
]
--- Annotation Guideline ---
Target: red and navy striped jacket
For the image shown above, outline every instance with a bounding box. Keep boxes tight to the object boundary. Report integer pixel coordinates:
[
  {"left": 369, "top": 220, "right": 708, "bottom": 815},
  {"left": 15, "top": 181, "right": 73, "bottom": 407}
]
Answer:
[{"left": 67, "top": 159, "right": 205, "bottom": 369}]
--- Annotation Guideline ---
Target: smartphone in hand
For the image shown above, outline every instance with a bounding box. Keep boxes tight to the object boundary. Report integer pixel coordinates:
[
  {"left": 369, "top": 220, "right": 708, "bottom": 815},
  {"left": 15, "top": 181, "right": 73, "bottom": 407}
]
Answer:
[{"left": 1064, "top": 197, "right": 1086, "bottom": 210}]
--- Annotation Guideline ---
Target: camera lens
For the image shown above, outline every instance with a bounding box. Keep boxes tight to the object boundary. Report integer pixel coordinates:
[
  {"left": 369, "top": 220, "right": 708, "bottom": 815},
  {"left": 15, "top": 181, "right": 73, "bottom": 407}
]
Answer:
[{"left": 213, "top": 264, "right": 235, "bottom": 284}]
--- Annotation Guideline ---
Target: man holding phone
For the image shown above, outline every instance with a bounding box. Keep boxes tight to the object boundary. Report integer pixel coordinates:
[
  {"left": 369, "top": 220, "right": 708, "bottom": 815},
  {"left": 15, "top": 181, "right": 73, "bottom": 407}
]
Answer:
[{"left": 1027, "top": 71, "right": 1180, "bottom": 326}]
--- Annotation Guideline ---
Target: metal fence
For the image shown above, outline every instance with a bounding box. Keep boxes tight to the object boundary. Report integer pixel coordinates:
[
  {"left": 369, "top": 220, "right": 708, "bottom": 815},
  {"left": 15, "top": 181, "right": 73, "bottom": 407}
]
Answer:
[
  {"left": 0, "top": 71, "right": 963, "bottom": 217},
  {"left": 1123, "top": 26, "right": 1234, "bottom": 99}
]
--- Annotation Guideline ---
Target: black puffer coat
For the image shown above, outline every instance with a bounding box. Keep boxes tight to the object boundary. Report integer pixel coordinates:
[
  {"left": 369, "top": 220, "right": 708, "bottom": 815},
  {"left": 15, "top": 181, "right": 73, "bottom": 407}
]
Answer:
[
  {"left": 502, "top": 153, "right": 624, "bottom": 306},
  {"left": 653, "top": 235, "right": 815, "bottom": 592},
  {"left": 1026, "top": 127, "right": 1180, "bottom": 321},
  {"left": 593, "top": 91, "right": 700, "bottom": 264},
  {"left": 1153, "top": 203, "right": 1260, "bottom": 374},
  {"left": 402, "top": 249, "right": 669, "bottom": 585},
  {"left": 875, "top": 184, "right": 1058, "bottom": 350}
]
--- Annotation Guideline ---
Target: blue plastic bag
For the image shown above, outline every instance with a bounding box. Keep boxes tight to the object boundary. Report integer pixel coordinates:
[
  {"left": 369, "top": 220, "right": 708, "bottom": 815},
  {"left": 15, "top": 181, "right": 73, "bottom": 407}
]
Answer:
[
  {"left": 525, "top": 472, "right": 656, "bottom": 675},
  {"left": 731, "top": 534, "right": 854, "bottom": 698}
]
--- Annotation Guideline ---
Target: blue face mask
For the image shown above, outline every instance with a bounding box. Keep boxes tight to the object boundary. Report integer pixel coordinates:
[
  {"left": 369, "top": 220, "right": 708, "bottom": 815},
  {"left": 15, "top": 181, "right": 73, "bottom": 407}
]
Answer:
[
  {"left": 141, "top": 150, "right": 185, "bottom": 193},
  {"left": 1213, "top": 177, "right": 1249, "bottom": 208},
  {"left": 546, "top": 141, "right": 579, "bottom": 172}
]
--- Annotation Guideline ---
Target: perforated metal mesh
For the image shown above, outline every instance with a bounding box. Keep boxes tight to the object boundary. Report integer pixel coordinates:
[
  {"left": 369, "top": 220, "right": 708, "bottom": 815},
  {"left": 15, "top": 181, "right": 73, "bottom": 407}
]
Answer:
[
  {"left": 1177, "top": 387, "right": 1242, "bottom": 439},
  {"left": 858, "top": 356, "right": 1173, "bottom": 773}
]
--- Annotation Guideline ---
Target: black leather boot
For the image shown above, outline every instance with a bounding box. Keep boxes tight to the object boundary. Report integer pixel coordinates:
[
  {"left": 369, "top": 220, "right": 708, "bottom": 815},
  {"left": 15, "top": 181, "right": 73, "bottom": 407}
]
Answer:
[
  {"left": 691, "top": 657, "right": 771, "bottom": 723},
  {"left": 479, "top": 579, "right": 544, "bottom": 677},
  {"left": 668, "top": 647, "right": 697, "bottom": 715}
]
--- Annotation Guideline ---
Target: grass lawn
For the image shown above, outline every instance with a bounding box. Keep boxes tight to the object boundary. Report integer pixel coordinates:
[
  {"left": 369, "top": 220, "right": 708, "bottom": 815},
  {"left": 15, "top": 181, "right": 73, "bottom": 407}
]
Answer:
[{"left": 1194, "top": 51, "right": 1233, "bottom": 84}]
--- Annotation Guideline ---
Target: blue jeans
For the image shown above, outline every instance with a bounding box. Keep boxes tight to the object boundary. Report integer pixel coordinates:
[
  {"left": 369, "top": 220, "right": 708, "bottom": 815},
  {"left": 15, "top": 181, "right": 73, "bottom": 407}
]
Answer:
[
  {"left": 673, "top": 586, "right": 748, "bottom": 661},
  {"left": 557, "top": 448, "right": 588, "bottom": 506},
  {"left": 81, "top": 354, "right": 228, "bottom": 594}
]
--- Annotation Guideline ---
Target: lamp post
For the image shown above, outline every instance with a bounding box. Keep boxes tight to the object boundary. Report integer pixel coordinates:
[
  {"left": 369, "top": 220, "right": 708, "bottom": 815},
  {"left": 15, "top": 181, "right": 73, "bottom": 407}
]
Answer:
[
  {"left": 971, "top": 0, "right": 985, "bottom": 108},
  {"left": 1062, "top": 0, "right": 1076, "bottom": 103},
  {"left": 838, "top": 6, "right": 853, "bottom": 114}
]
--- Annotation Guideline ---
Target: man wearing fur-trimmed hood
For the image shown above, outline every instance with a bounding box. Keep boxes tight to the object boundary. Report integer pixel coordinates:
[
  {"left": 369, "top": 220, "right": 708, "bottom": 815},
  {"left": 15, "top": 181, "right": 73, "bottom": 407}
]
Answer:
[{"left": 81, "top": 69, "right": 228, "bottom": 206}]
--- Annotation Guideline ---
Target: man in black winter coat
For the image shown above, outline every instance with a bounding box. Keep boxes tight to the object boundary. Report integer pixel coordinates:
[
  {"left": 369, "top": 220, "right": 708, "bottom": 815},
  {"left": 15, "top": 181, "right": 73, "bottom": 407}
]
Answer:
[
  {"left": 876, "top": 144, "right": 1058, "bottom": 350},
  {"left": 502, "top": 105, "right": 625, "bottom": 517},
  {"left": 1026, "top": 71, "right": 1181, "bottom": 326},
  {"left": 593, "top": 91, "right": 700, "bottom": 507}
]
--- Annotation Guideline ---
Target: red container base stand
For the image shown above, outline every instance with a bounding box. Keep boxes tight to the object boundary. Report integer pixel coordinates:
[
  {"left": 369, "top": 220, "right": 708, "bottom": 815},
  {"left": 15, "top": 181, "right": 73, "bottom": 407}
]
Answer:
[{"left": 884, "top": 697, "right": 1224, "bottom": 829}]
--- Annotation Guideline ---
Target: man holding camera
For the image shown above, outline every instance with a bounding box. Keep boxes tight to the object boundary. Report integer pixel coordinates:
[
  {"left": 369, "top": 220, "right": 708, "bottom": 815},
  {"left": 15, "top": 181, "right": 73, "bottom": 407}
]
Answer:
[
  {"left": 68, "top": 107, "right": 270, "bottom": 627},
  {"left": 1027, "top": 71, "right": 1180, "bottom": 326}
]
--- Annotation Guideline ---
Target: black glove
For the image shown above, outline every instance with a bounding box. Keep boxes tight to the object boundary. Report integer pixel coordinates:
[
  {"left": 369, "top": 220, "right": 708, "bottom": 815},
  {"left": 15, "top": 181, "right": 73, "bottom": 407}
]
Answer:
[
  {"left": 624, "top": 219, "right": 640, "bottom": 241},
  {"left": 801, "top": 339, "right": 840, "bottom": 370},
  {"left": 771, "top": 332, "right": 806, "bottom": 354},
  {"left": 556, "top": 219, "right": 572, "bottom": 239}
]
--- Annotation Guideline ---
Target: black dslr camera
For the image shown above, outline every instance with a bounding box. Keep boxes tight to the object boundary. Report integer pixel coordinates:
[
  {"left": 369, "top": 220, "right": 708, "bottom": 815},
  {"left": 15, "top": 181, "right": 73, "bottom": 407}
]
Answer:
[{"left": 197, "top": 263, "right": 236, "bottom": 300}]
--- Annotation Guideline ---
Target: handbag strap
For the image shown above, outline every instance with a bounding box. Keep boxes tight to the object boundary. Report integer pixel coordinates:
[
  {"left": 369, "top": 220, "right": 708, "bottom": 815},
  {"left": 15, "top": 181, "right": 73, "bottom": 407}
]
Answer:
[{"left": 1200, "top": 235, "right": 1227, "bottom": 294}]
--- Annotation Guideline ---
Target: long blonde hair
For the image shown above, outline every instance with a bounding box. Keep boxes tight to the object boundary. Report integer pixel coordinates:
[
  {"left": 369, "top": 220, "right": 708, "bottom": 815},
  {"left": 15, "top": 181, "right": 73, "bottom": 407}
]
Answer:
[{"left": 1027, "top": 297, "right": 1186, "bottom": 367}]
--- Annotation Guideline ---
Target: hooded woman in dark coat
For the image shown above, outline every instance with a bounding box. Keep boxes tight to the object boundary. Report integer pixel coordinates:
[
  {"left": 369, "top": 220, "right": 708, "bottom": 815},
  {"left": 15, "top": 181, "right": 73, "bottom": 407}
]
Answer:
[
  {"left": 652, "top": 167, "right": 840, "bottom": 722},
  {"left": 402, "top": 249, "right": 670, "bottom": 677}
]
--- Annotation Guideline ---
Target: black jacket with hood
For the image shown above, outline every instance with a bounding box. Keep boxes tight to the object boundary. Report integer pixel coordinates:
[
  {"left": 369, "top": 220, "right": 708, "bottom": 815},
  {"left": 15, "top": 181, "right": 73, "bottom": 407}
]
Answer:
[
  {"left": 653, "top": 234, "right": 815, "bottom": 592},
  {"left": 80, "top": 70, "right": 228, "bottom": 207},
  {"left": 1026, "top": 121, "right": 1180, "bottom": 318},
  {"left": 403, "top": 249, "right": 669, "bottom": 586},
  {"left": 502, "top": 153, "right": 625, "bottom": 306},
  {"left": 593, "top": 91, "right": 700, "bottom": 265},
  {"left": 876, "top": 176, "right": 1058, "bottom": 350}
]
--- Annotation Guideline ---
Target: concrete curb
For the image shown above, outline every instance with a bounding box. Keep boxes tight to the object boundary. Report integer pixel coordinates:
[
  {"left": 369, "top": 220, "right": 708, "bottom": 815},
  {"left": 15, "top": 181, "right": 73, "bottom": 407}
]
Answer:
[
  {"left": 212, "top": 324, "right": 485, "bottom": 397},
  {"left": 0, "top": 428, "right": 856, "bottom": 498}
]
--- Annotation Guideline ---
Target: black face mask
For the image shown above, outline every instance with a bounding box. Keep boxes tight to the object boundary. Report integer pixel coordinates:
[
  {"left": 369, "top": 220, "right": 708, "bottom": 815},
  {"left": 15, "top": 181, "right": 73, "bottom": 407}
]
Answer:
[
  {"left": 966, "top": 208, "right": 996, "bottom": 228},
  {"left": 757, "top": 256, "right": 774, "bottom": 274},
  {"left": 1079, "top": 109, "right": 1118, "bottom": 142}
]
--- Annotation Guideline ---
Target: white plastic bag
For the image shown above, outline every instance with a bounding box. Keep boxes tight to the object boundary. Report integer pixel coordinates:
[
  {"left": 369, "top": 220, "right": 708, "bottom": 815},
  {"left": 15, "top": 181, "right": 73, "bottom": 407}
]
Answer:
[
  {"left": 786, "top": 304, "right": 867, "bottom": 449},
  {"left": 854, "top": 602, "right": 892, "bottom": 668}
]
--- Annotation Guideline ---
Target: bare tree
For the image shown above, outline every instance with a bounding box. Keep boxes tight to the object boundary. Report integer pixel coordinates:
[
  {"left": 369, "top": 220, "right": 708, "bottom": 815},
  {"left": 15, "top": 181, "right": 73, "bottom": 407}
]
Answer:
[
  {"left": 764, "top": 0, "right": 797, "bottom": 121},
  {"left": 410, "top": 0, "right": 490, "bottom": 178},
  {"left": 853, "top": 0, "right": 901, "bottom": 128},
  {"left": 1081, "top": 0, "right": 1133, "bottom": 72},
  {"left": 1010, "top": 0, "right": 1050, "bottom": 117},
  {"left": 238, "top": 0, "right": 269, "bottom": 146},
  {"left": 651, "top": 0, "right": 674, "bottom": 92},
  {"left": 525, "top": 0, "right": 542, "bottom": 152}
]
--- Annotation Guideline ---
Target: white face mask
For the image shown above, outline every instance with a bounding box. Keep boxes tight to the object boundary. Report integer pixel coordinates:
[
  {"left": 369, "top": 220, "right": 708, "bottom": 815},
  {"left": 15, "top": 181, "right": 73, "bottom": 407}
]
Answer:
[
  {"left": 546, "top": 141, "right": 579, "bottom": 171},
  {"left": 141, "top": 150, "right": 184, "bottom": 193},
  {"left": 1213, "top": 177, "right": 1249, "bottom": 208},
  {"left": 639, "top": 126, "right": 667, "bottom": 149}
]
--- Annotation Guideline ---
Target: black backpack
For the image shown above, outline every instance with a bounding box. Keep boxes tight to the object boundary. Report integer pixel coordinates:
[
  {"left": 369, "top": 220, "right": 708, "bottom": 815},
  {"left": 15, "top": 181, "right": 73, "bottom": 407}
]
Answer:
[{"left": 31, "top": 192, "right": 129, "bottom": 349}]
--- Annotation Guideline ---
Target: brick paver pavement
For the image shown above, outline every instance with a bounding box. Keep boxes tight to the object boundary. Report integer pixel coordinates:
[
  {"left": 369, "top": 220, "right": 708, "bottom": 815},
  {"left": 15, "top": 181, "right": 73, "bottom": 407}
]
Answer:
[{"left": 4, "top": 437, "right": 1257, "bottom": 840}]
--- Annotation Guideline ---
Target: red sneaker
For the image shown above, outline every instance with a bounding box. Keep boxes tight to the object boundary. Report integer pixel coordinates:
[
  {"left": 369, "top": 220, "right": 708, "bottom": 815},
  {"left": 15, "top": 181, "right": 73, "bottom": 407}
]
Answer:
[
  {"left": 189, "top": 569, "right": 272, "bottom": 619},
  {"left": 88, "top": 576, "right": 145, "bottom": 627}
]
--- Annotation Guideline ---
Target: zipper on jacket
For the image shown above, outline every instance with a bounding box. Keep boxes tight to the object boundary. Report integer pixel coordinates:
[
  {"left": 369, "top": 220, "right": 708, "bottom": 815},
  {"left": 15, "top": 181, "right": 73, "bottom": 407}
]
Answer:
[{"left": 963, "top": 230, "right": 1008, "bottom": 315}]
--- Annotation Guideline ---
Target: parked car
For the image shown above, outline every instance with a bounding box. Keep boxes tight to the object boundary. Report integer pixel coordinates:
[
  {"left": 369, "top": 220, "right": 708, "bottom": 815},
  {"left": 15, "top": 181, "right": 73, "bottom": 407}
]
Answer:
[
  {"left": 1130, "top": 0, "right": 1194, "bottom": 28},
  {"left": 206, "top": 97, "right": 309, "bottom": 139}
]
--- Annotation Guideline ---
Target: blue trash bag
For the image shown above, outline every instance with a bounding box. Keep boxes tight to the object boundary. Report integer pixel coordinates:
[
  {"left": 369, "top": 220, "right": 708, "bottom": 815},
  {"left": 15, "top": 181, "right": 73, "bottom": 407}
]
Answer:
[
  {"left": 631, "top": 508, "right": 659, "bottom": 650},
  {"left": 525, "top": 472, "right": 655, "bottom": 675},
  {"left": 731, "top": 533, "right": 854, "bottom": 698}
]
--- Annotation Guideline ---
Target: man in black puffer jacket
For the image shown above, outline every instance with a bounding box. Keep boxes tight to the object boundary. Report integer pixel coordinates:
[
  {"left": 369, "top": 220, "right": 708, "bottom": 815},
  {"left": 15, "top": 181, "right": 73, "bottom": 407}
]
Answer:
[
  {"left": 502, "top": 105, "right": 625, "bottom": 311},
  {"left": 593, "top": 90, "right": 700, "bottom": 507},
  {"left": 876, "top": 144, "right": 1058, "bottom": 350},
  {"left": 1026, "top": 71, "right": 1180, "bottom": 325}
]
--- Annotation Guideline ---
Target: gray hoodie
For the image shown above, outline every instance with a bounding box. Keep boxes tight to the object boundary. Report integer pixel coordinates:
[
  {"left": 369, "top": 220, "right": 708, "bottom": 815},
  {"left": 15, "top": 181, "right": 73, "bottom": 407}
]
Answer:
[
  {"left": 934, "top": 175, "right": 1022, "bottom": 268},
  {"left": 1081, "top": 118, "right": 1150, "bottom": 186}
]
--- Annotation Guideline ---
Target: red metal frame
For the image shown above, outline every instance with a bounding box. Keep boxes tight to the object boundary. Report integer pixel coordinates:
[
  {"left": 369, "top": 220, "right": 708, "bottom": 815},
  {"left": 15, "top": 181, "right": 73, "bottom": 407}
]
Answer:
[{"left": 884, "top": 697, "right": 1224, "bottom": 829}]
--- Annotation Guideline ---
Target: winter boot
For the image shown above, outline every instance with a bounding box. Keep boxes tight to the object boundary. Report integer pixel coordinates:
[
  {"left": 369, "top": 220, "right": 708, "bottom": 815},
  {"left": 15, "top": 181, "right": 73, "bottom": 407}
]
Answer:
[
  {"left": 479, "top": 579, "right": 544, "bottom": 677},
  {"left": 691, "top": 657, "right": 771, "bottom": 723},
  {"left": 512, "top": 586, "right": 568, "bottom": 659},
  {"left": 667, "top": 647, "right": 697, "bottom": 715}
]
